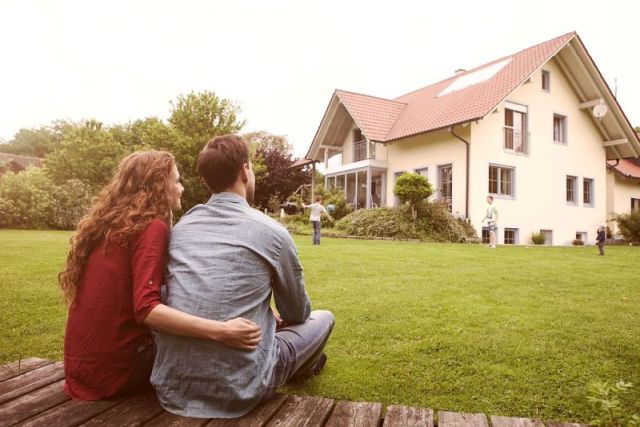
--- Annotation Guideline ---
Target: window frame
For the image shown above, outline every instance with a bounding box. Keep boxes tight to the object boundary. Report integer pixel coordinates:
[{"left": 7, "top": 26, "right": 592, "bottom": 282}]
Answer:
[
  {"left": 632, "top": 198, "right": 640, "bottom": 212},
  {"left": 553, "top": 114, "right": 568, "bottom": 145},
  {"left": 566, "top": 175, "right": 578, "bottom": 205},
  {"left": 352, "top": 128, "right": 367, "bottom": 162},
  {"left": 540, "top": 229, "right": 553, "bottom": 246},
  {"left": 542, "top": 70, "right": 551, "bottom": 92},
  {"left": 488, "top": 164, "right": 515, "bottom": 198},
  {"left": 503, "top": 102, "right": 529, "bottom": 155},
  {"left": 504, "top": 228, "right": 519, "bottom": 245},
  {"left": 583, "top": 177, "right": 594, "bottom": 207},
  {"left": 437, "top": 164, "right": 453, "bottom": 212}
]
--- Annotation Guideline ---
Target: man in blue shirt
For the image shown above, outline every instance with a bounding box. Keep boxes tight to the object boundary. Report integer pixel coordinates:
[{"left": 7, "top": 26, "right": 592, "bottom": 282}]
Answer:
[{"left": 151, "top": 134, "right": 335, "bottom": 418}]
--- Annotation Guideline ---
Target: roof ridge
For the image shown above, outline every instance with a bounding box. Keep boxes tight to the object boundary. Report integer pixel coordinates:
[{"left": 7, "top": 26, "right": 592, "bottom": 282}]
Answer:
[
  {"left": 335, "top": 89, "right": 407, "bottom": 106},
  {"left": 393, "top": 31, "right": 577, "bottom": 102}
]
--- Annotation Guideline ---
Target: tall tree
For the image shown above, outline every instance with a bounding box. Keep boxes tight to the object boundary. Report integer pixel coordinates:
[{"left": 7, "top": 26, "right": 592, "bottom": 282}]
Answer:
[
  {"left": 0, "top": 120, "right": 73, "bottom": 157},
  {"left": 253, "top": 146, "right": 312, "bottom": 210},
  {"left": 168, "top": 91, "right": 246, "bottom": 213},
  {"left": 45, "top": 120, "right": 125, "bottom": 192},
  {"left": 169, "top": 91, "right": 244, "bottom": 141}
]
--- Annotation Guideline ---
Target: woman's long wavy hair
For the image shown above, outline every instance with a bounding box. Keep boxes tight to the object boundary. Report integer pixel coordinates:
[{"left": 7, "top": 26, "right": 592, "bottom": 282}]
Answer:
[{"left": 59, "top": 150, "right": 176, "bottom": 304}]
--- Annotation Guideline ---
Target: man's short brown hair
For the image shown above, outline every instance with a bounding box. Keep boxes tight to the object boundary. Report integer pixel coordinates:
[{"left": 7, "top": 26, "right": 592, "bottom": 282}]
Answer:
[{"left": 197, "top": 134, "right": 250, "bottom": 193}]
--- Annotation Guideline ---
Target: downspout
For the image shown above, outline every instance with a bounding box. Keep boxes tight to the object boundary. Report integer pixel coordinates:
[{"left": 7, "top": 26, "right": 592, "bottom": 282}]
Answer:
[{"left": 449, "top": 125, "right": 470, "bottom": 219}]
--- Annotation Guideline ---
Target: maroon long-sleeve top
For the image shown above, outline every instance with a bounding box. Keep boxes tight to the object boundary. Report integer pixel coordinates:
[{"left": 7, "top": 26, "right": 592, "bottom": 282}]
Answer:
[{"left": 64, "top": 219, "right": 168, "bottom": 399}]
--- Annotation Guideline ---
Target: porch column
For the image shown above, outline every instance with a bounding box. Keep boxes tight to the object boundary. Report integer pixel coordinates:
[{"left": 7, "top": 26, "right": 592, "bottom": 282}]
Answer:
[
  {"left": 366, "top": 167, "right": 371, "bottom": 208},
  {"left": 311, "top": 162, "right": 315, "bottom": 202},
  {"left": 354, "top": 171, "right": 358, "bottom": 209},
  {"left": 343, "top": 174, "right": 347, "bottom": 199},
  {"left": 381, "top": 172, "right": 387, "bottom": 207}
]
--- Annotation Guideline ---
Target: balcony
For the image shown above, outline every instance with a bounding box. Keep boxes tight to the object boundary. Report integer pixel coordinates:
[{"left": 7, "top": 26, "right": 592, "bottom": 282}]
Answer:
[{"left": 503, "top": 127, "right": 531, "bottom": 155}]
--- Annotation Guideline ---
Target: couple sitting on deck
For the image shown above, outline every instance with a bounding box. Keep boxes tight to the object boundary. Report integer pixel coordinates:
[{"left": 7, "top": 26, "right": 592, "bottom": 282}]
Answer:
[{"left": 61, "top": 134, "right": 335, "bottom": 418}]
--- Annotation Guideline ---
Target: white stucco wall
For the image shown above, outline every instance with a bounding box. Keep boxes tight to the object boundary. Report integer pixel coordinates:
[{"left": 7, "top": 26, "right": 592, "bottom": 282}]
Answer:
[
  {"left": 470, "top": 58, "right": 607, "bottom": 245},
  {"left": 384, "top": 128, "right": 468, "bottom": 214},
  {"left": 606, "top": 170, "right": 640, "bottom": 235}
]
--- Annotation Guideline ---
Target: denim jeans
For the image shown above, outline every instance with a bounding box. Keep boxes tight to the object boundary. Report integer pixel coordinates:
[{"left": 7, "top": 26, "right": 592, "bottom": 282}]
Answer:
[
  {"left": 267, "top": 310, "right": 335, "bottom": 390},
  {"left": 312, "top": 221, "right": 321, "bottom": 245}
]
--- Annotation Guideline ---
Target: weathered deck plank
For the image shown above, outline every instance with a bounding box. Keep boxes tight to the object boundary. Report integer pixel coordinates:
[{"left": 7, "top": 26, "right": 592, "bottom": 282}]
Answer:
[
  {"left": 0, "top": 380, "right": 69, "bottom": 427},
  {"left": 206, "top": 393, "right": 289, "bottom": 427},
  {"left": 324, "top": 400, "right": 383, "bottom": 427},
  {"left": 491, "top": 415, "right": 545, "bottom": 427},
  {"left": 80, "top": 389, "right": 163, "bottom": 426},
  {"left": 383, "top": 405, "right": 434, "bottom": 427},
  {"left": 439, "top": 411, "right": 489, "bottom": 427},
  {"left": 265, "top": 395, "right": 334, "bottom": 427},
  {"left": 144, "top": 411, "right": 210, "bottom": 427},
  {"left": 18, "top": 396, "right": 123, "bottom": 427},
  {"left": 0, "top": 358, "right": 53, "bottom": 383},
  {"left": 0, "top": 362, "right": 64, "bottom": 404}
]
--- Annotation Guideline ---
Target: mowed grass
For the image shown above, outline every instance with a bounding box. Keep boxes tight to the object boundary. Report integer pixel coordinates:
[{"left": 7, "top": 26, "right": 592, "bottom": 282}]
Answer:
[{"left": 1, "top": 230, "right": 639, "bottom": 422}]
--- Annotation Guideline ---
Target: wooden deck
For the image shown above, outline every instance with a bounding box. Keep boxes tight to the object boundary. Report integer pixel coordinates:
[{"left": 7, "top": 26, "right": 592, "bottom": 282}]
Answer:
[{"left": 0, "top": 358, "right": 587, "bottom": 427}]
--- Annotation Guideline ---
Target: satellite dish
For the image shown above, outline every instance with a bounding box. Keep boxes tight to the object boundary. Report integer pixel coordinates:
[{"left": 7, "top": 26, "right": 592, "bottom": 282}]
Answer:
[{"left": 592, "top": 103, "right": 608, "bottom": 120}]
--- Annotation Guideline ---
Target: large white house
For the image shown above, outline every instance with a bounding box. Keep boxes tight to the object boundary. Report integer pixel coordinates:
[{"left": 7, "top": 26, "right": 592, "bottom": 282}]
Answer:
[{"left": 304, "top": 32, "right": 640, "bottom": 245}]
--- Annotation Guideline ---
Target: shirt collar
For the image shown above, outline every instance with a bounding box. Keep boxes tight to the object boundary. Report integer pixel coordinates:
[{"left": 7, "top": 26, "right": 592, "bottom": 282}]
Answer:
[{"left": 208, "top": 192, "right": 250, "bottom": 207}]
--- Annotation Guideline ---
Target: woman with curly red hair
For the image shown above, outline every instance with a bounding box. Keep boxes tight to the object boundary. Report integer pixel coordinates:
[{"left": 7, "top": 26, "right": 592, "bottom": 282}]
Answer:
[{"left": 61, "top": 150, "right": 261, "bottom": 400}]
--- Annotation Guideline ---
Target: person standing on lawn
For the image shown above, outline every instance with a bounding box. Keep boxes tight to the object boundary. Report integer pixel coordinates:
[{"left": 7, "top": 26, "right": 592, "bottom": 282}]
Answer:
[
  {"left": 482, "top": 195, "right": 498, "bottom": 248},
  {"left": 61, "top": 150, "right": 261, "bottom": 400},
  {"left": 303, "top": 195, "right": 334, "bottom": 245},
  {"left": 596, "top": 223, "right": 606, "bottom": 256},
  {"left": 151, "top": 134, "right": 335, "bottom": 419}
]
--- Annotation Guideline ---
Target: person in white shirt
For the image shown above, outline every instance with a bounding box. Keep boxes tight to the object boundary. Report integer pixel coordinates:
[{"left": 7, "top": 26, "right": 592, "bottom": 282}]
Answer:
[
  {"left": 482, "top": 195, "right": 498, "bottom": 248},
  {"left": 303, "top": 196, "right": 333, "bottom": 245}
]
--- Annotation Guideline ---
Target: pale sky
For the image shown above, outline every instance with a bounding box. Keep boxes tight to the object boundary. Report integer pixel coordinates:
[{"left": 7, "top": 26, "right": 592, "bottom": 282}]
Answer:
[{"left": 1, "top": 0, "right": 638, "bottom": 157}]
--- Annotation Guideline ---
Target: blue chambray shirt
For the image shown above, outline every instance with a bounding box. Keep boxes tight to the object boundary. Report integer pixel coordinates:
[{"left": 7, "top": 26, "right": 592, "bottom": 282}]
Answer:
[{"left": 150, "top": 192, "right": 311, "bottom": 418}]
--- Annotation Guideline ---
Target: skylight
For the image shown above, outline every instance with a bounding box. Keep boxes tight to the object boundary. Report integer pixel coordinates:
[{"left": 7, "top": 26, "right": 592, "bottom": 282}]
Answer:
[{"left": 438, "top": 58, "right": 512, "bottom": 97}]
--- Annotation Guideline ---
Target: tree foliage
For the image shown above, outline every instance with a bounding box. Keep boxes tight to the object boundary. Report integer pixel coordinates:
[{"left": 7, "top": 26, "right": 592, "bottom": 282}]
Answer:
[
  {"left": 615, "top": 210, "right": 640, "bottom": 243},
  {"left": 393, "top": 172, "right": 433, "bottom": 220},
  {"left": 0, "top": 168, "right": 92, "bottom": 229},
  {"left": 253, "top": 146, "right": 312, "bottom": 210},
  {"left": 0, "top": 120, "right": 72, "bottom": 157},
  {"left": 45, "top": 120, "right": 126, "bottom": 192},
  {"left": 169, "top": 91, "right": 244, "bottom": 141}
]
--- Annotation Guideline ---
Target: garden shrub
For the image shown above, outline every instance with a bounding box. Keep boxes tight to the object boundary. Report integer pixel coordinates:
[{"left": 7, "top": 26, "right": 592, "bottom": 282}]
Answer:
[
  {"left": 0, "top": 168, "right": 93, "bottom": 230},
  {"left": 335, "top": 201, "right": 476, "bottom": 242},
  {"left": 393, "top": 172, "right": 433, "bottom": 220},
  {"left": 531, "top": 232, "right": 545, "bottom": 245},
  {"left": 614, "top": 210, "right": 640, "bottom": 244},
  {"left": 572, "top": 238, "right": 585, "bottom": 246}
]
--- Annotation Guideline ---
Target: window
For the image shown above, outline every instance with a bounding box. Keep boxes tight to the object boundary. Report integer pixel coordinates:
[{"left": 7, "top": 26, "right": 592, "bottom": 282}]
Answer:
[
  {"left": 540, "top": 229, "right": 553, "bottom": 245},
  {"left": 542, "top": 70, "right": 550, "bottom": 92},
  {"left": 481, "top": 227, "right": 490, "bottom": 244},
  {"left": 583, "top": 178, "right": 594, "bottom": 206},
  {"left": 576, "top": 231, "right": 587, "bottom": 242},
  {"left": 566, "top": 176, "right": 577, "bottom": 204},
  {"left": 632, "top": 198, "right": 640, "bottom": 212},
  {"left": 488, "top": 165, "right": 514, "bottom": 197},
  {"left": 437, "top": 164, "right": 452, "bottom": 212},
  {"left": 553, "top": 114, "right": 567, "bottom": 144},
  {"left": 394, "top": 171, "right": 406, "bottom": 207},
  {"left": 415, "top": 167, "right": 428, "bottom": 178},
  {"left": 504, "top": 228, "right": 518, "bottom": 244},
  {"left": 353, "top": 128, "right": 366, "bottom": 162},
  {"left": 504, "top": 104, "right": 528, "bottom": 154}
]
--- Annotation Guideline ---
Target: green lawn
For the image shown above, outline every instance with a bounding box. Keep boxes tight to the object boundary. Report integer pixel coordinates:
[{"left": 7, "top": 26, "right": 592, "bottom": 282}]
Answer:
[{"left": 2, "top": 230, "right": 639, "bottom": 422}]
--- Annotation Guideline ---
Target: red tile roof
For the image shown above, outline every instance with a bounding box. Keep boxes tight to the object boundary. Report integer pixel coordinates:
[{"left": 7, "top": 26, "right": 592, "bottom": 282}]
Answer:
[
  {"left": 608, "top": 158, "right": 640, "bottom": 179},
  {"left": 334, "top": 32, "right": 575, "bottom": 142}
]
